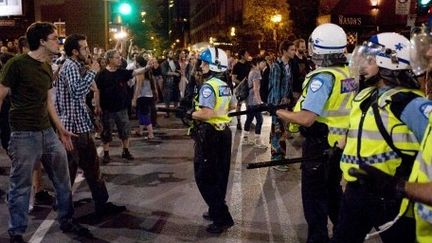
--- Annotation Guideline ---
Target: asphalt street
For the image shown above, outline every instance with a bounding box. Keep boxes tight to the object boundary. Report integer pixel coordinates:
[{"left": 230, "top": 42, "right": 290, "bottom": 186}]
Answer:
[{"left": 0, "top": 114, "right": 382, "bottom": 243}]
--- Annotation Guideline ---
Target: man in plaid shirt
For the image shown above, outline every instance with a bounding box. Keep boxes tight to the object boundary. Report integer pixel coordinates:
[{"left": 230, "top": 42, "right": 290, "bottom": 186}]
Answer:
[{"left": 55, "top": 33, "right": 126, "bottom": 219}]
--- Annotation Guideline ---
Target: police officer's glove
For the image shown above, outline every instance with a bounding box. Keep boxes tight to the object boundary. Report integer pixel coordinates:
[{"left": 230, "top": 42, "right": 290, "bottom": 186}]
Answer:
[
  {"left": 184, "top": 109, "right": 194, "bottom": 120},
  {"left": 325, "top": 146, "right": 343, "bottom": 164},
  {"left": 348, "top": 164, "right": 407, "bottom": 199},
  {"left": 267, "top": 103, "right": 278, "bottom": 116},
  {"left": 175, "top": 106, "right": 186, "bottom": 118}
]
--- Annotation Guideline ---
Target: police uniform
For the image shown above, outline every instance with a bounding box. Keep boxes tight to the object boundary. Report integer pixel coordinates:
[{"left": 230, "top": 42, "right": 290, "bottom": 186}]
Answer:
[
  {"left": 193, "top": 75, "right": 235, "bottom": 227},
  {"left": 402, "top": 113, "right": 432, "bottom": 243},
  {"left": 292, "top": 65, "right": 355, "bottom": 243},
  {"left": 331, "top": 87, "right": 432, "bottom": 243}
]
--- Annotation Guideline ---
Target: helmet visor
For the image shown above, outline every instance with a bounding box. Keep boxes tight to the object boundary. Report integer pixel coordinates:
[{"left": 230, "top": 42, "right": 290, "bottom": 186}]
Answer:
[
  {"left": 308, "top": 36, "right": 314, "bottom": 56},
  {"left": 349, "top": 42, "right": 382, "bottom": 82},
  {"left": 410, "top": 32, "right": 432, "bottom": 75}
]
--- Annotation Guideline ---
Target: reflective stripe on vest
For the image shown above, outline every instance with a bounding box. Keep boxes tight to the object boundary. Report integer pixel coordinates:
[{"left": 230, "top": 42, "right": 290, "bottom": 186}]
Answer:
[
  {"left": 340, "top": 87, "right": 421, "bottom": 182},
  {"left": 291, "top": 65, "right": 355, "bottom": 146},
  {"left": 347, "top": 129, "right": 418, "bottom": 144},
  {"left": 341, "top": 151, "right": 399, "bottom": 164},
  {"left": 195, "top": 77, "right": 232, "bottom": 130}
]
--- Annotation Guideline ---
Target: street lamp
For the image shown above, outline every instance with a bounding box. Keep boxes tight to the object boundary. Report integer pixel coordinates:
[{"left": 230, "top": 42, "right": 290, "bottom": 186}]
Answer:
[
  {"left": 370, "top": 0, "right": 379, "bottom": 32},
  {"left": 271, "top": 14, "right": 282, "bottom": 50},
  {"left": 230, "top": 27, "right": 236, "bottom": 37}
]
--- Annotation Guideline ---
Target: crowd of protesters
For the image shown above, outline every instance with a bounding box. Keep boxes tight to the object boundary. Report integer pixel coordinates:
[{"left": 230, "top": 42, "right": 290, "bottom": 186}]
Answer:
[{"left": 0, "top": 20, "right": 315, "bottom": 242}]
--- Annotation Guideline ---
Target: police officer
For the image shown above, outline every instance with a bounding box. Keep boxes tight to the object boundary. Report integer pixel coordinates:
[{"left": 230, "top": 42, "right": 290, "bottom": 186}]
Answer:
[
  {"left": 191, "top": 47, "right": 236, "bottom": 234},
  {"left": 330, "top": 32, "right": 432, "bottom": 243},
  {"left": 276, "top": 23, "right": 356, "bottom": 243},
  {"left": 348, "top": 28, "right": 432, "bottom": 243}
]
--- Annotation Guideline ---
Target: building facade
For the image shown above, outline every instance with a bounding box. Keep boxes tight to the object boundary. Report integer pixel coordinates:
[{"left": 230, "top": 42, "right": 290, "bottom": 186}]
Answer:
[
  {"left": 0, "top": 0, "right": 34, "bottom": 42},
  {"left": 189, "top": 0, "right": 243, "bottom": 49},
  {"left": 330, "top": 0, "right": 416, "bottom": 51}
]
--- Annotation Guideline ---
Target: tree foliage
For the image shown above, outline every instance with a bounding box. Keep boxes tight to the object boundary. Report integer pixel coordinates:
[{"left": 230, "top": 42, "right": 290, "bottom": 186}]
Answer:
[
  {"left": 117, "top": 0, "right": 168, "bottom": 54},
  {"left": 242, "top": 0, "right": 292, "bottom": 42},
  {"left": 287, "top": 0, "right": 319, "bottom": 40}
]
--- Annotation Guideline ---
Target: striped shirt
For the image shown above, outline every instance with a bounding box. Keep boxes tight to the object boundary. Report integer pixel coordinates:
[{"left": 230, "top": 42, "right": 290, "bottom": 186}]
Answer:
[{"left": 55, "top": 58, "right": 96, "bottom": 133}]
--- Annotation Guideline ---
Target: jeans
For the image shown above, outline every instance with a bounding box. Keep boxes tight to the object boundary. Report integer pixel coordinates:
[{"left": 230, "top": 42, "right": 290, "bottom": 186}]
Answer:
[
  {"left": 7, "top": 127, "right": 73, "bottom": 236},
  {"left": 67, "top": 132, "right": 108, "bottom": 208},
  {"left": 270, "top": 116, "right": 286, "bottom": 160},
  {"left": 244, "top": 109, "right": 263, "bottom": 134}
]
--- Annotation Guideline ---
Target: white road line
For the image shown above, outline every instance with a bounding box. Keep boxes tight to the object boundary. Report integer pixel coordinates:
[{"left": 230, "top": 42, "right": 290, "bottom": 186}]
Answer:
[
  {"left": 29, "top": 173, "right": 85, "bottom": 243},
  {"left": 226, "top": 128, "right": 244, "bottom": 243}
]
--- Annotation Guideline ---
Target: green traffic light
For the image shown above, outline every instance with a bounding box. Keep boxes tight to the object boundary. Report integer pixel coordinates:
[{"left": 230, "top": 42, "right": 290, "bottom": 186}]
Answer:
[
  {"left": 420, "top": 0, "right": 432, "bottom": 5},
  {"left": 119, "top": 3, "right": 132, "bottom": 15}
]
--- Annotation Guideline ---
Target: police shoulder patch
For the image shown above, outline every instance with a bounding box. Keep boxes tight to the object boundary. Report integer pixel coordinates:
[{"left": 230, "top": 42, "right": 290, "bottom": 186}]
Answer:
[
  {"left": 419, "top": 103, "right": 432, "bottom": 119},
  {"left": 310, "top": 79, "right": 323, "bottom": 93},
  {"left": 201, "top": 86, "right": 213, "bottom": 98}
]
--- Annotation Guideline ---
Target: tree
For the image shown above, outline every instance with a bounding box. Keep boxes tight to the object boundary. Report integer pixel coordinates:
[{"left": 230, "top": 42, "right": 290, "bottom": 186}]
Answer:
[
  {"left": 287, "top": 0, "right": 319, "bottom": 40},
  {"left": 241, "top": 0, "right": 292, "bottom": 50},
  {"left": 116, "top": 0, "right": 168, "bottom": 54}
]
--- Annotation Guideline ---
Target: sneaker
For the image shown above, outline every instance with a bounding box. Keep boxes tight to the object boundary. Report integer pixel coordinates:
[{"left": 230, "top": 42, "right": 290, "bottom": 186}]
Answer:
[
  {"left": 9, "top": 235, "right": 26, "bottom": 243},
  {"left": 60, "top": 219, "right": 93, "bottom": 238},
  {"left": 121, "top": 151, "right": 134, "bottom": 160},
  {"left": 35, "top": 190, "right": 54, "bottom": 205},
  {"left": 102, "top": 154, "right": 111, "bottom": 164},
  {"left": 206, "top": 221, "right": 234, "bottom": 234},
  {"left": 273, "top": 165, "right": 289, "bottom": 172},
  {"left": 254, "top": 138, "right": 268, "bottom": 149},
  {"left": 95, "top": 202, "right": 127, "bottom": 218},
  {"left": 254, "top": 142, "right": 268, "bottom": 149}
]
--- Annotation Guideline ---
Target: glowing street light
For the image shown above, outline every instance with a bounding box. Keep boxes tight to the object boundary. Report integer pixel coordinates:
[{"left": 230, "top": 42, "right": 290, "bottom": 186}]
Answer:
[
  {"left": 230, "top": 27, "right": 236, "bottom": 37},
  {"left": 271, "top": 14, "right": 282, "bottom": 50},
  {"left": 114, "top": 31, "right": 128, "bottom": 40},
  {"left": 271, "top": 14, "right": 282, "bottom": 24}
]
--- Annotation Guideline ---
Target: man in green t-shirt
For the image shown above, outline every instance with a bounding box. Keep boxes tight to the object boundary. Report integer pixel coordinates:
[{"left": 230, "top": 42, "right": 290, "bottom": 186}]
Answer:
[{"left": 0, "top": 22, "right": 92, "bottom": 243}]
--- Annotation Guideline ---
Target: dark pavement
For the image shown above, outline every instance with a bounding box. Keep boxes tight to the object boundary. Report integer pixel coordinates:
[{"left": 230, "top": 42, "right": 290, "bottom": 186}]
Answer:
[{"left": 0, "top": 114, "right": 382, "bottom": 243}]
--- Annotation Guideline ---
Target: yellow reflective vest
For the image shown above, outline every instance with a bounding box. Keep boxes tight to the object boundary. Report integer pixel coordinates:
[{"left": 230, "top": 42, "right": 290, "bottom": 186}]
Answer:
[
  {"left": 404, "top": 115, "right": 432, "bottom": 243},
  {"left": 290, "top": 65, "right": 355, "bottom": 146},
  {"left": 195, "top": 77, "right": 232, "bottom": 130},
  {"left": 341, "top": 87, "right": 422, "bottom": 182}
]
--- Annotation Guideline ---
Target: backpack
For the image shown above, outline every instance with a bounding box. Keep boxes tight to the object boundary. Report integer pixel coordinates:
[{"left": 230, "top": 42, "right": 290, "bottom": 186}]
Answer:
[{"left": 234, "top": 78, "right": 250, "bottom": 101}]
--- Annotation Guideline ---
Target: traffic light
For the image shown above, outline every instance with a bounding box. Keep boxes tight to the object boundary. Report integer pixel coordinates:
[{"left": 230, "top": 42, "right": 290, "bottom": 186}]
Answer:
[
  {"left": 112, "top": 1, "right": 137, "bottom": 23},
  {"left": 418, "top": 0, "right": 432, "bottom": 15},
  {"left": 119, "top": 3, "right": 132, "bottom": 15}
]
